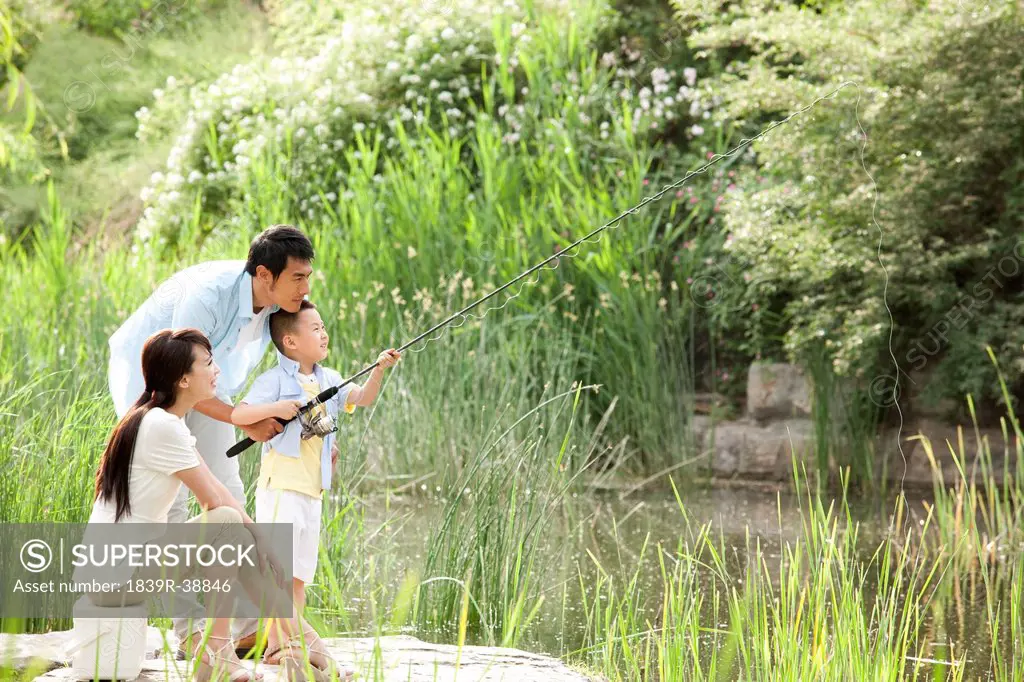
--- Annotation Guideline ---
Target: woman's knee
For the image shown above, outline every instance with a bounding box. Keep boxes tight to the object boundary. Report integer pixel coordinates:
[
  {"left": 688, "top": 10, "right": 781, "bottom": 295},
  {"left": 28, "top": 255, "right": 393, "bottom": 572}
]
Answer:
[{"left": 202, "top": 506, "right": 243, "bottom": 525}]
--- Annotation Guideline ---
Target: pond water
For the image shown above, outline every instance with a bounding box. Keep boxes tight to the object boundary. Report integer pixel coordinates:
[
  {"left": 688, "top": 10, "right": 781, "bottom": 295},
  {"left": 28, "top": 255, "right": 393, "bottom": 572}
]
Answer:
[{"left": 328, "top": 486, "right": 1015, "bottom": 680}]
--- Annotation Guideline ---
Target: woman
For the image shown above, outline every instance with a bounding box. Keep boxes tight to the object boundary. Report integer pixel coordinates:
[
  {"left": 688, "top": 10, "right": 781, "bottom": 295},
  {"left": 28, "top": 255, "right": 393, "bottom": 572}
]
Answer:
[{"left": 84, "top": 329, "right": 350, "bottom": 682}]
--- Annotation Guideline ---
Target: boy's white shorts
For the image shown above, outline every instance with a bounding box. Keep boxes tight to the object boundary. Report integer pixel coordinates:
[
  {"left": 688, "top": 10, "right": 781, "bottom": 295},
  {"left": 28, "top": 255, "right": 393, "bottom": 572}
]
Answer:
[{"left": 255, "top": 486, "right": 322, "bottom": 584}]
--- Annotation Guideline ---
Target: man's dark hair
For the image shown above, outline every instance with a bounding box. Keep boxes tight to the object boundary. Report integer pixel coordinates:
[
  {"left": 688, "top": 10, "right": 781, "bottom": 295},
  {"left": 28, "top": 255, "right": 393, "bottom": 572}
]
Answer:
[
  {"left": 270, "top": 300, "right": 318, "bottom": 355},
  {"left": 245, "top": 225, "right": 315, "bottom": 279}
]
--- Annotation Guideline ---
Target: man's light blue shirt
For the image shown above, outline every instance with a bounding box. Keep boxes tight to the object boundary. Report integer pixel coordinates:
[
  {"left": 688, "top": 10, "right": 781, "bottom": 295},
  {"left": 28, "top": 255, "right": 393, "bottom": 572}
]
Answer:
[
  {"left": 108, "top": 260, "right": 279, "bottom": 418},
  {"left": 242, "top": 352, "right": 355, "bottom": 491}
]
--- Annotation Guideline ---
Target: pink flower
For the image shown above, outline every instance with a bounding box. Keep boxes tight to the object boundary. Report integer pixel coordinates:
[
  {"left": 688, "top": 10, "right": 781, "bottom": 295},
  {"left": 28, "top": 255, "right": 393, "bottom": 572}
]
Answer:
[
  {"left": 706, "top": 152, "right": 714, "bottom": 160},
  {"left": 689, "top": 196, "right": 699, "bottom": 204},
  {"left": 728, "top": 171, "right": 735, "bottom": 178},
  {"left": 727, "top": 183, "right": 737, "bottom": 191},
  {"left": 686, "top": 277, "right": 694, "bottom": 284},
  {"left": 683, "top": 240, "right": 694, "bottom": 250},
  {"left": 672, "top": 255, "right": 680, "bottom": 264},
  {"left": 643, "top": 178, "right": 650, "bottom": 186},
  {"left": 722, "top": 372, "right": 729, "bottom": 380},
  {"left": 675, "top": 189, "right": 684, "bottom": 198}
]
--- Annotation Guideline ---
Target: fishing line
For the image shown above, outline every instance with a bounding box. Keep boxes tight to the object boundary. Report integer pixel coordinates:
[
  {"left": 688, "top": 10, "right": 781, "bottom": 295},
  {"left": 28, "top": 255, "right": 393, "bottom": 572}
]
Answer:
[
  {"left": 226, "top": 81, "right": 857, "bottom": 457},
  {"left": 847, "top": 82, "right": 906, "bottom": 490}
]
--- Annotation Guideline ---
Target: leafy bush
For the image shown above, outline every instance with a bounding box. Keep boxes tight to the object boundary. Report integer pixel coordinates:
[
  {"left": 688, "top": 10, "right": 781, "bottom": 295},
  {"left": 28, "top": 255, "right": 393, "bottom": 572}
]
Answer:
[{"left": 681, "top": 0, "right": 1024, "bottom": 411}]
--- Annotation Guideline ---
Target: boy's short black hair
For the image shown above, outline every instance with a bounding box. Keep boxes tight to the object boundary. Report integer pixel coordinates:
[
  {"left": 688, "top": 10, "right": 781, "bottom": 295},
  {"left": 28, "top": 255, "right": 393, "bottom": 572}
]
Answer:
[
  {"left": 270, "top": 300, "right": 318, "bottom": 355},
  {"left": 245, "top": 225, "right": 315, "bottom": 280}
]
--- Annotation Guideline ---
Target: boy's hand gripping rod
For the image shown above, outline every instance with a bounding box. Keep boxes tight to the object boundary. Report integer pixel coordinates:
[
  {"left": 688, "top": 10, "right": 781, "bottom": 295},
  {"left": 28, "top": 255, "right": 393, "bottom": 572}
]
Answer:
[{"left": 224, "top": 82, "right": 851, "bottom": 458}]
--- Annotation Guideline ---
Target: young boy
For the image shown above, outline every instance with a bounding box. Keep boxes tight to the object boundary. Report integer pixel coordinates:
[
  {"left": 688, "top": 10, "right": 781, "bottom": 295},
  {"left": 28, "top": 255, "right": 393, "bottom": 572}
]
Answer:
[{"left": 231, "top": 300, "right": 400, "bottom": 616}]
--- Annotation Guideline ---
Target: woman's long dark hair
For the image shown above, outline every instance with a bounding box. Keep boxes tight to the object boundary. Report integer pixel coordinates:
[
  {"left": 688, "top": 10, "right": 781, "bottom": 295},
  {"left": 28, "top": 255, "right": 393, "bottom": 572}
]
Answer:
[{"left": 95, "top": 328, "right": 212, "bottom": 522}]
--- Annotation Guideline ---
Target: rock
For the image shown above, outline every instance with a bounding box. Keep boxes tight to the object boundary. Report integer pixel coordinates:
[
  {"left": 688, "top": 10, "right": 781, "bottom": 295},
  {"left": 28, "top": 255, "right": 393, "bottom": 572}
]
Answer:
[
  {"left": 0, "top": 628, "right": 599, "bottom": 682},
  {"left": 701, "top": 417, "right": 815, "bottom": 480},
  {"left": 706, "top": 419, "right": 743, "bottom": 476},
  {"left": 746, "top": 363, "right": 812, "bottom": 421},
  {"left": 689, "top": 415, "right": 713, "bottom": 451}
]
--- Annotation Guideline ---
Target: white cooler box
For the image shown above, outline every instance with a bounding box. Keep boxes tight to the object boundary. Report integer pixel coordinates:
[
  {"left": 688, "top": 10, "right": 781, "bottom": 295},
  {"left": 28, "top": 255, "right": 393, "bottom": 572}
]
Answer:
[{"left": 69, "top": 596, "right": 148, "bottom": 681}]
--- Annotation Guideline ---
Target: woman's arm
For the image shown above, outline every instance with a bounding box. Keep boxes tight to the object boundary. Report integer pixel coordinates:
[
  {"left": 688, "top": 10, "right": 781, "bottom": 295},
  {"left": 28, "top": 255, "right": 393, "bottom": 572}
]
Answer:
[{"left": 175, "top": 460, "right": 253, "bottom": 523}]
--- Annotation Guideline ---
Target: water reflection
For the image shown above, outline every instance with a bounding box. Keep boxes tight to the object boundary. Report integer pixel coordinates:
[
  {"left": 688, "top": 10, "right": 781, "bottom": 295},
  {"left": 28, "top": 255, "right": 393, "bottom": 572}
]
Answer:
[{"left": 324, "top": 486, "right": 1013, "bottom": 679}]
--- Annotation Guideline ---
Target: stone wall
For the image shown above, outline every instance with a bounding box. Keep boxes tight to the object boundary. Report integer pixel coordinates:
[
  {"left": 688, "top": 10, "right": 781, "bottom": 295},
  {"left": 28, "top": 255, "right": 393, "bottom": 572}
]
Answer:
[{"left": 689, "top": 362, "right": 1020, "bottom": 487}]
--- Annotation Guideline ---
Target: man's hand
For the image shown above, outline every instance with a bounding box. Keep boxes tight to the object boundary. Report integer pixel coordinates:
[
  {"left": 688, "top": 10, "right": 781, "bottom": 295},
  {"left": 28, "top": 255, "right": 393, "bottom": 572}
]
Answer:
[{"left": 241, "top": 417, "right": 284, "bottom": 442}]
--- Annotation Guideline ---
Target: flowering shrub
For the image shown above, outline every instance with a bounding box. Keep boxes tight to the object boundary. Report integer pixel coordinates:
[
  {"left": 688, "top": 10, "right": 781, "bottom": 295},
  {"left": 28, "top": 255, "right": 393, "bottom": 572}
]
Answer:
[
  {"left": 134, "top": 0, "right": 540, "bottom": 247},
  {"left": 133, "top": 0, "right": 719, "bottom": 250}
]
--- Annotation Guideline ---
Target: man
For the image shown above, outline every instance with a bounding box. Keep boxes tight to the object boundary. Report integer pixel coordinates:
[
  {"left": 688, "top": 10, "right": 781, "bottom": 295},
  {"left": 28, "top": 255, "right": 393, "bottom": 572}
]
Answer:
[{"left": 107, "top": 224, "right": 315, "bottom": 654}]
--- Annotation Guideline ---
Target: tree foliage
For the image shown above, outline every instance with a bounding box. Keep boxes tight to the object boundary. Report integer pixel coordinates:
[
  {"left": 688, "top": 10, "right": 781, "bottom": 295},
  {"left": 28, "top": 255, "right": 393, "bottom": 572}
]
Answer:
[{"left": 681, "top": 0, "right": 1024, "bottom": 412}]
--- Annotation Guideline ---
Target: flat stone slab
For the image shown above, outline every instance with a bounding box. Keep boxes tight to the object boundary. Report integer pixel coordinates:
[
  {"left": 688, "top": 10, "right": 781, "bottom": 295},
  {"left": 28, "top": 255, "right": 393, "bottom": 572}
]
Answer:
[{"left": 1, "top": 628, "right": 599, "bottom": 682}]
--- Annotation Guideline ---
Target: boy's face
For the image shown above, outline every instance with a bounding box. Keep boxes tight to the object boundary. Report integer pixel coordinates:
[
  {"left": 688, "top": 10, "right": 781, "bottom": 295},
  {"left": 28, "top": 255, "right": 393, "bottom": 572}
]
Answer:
[{"left": 283, "top": 308, "right": 329, "bottom": 364}]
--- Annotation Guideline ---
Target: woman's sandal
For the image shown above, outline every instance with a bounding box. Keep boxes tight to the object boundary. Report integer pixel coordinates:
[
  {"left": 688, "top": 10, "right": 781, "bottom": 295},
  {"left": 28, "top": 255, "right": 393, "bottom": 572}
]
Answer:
[
  {"left": 262, "top": 626, "right": 354, "bottom": 681},
  {"left": 194, "top": 635, "right": 264, "bottom": 682}
]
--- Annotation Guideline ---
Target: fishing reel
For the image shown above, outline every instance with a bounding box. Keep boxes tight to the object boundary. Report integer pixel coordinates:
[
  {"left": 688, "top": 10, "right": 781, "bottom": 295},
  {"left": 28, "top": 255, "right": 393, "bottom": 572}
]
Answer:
[{"left": 299, "top": 398, "right": 337, "bottom": 440}]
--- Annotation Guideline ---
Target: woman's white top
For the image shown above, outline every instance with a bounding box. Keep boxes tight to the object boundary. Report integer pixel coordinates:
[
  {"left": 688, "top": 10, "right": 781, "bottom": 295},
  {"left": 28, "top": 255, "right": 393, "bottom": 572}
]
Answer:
[{"left": 76, "top": 408, "right": 200, "bottom": 586}]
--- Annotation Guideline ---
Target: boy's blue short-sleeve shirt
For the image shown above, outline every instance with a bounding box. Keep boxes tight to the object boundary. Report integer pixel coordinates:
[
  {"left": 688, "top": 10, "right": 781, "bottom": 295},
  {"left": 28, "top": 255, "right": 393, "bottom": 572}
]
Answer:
[{"left": 243, "top": 351, "right": 355, "bottom": 491}]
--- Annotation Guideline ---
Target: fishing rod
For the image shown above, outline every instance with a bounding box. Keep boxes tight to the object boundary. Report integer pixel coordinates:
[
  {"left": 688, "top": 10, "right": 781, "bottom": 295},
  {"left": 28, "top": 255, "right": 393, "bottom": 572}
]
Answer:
[{"left": 225, "top": 82, "right": 854, "bottom": 458}]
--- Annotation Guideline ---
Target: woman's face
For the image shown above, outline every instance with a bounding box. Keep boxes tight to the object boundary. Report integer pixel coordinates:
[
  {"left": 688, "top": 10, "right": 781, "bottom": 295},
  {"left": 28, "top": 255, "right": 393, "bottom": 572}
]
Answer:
[{"left": 179, "top": 346, "right": 220, "bottom": 403}]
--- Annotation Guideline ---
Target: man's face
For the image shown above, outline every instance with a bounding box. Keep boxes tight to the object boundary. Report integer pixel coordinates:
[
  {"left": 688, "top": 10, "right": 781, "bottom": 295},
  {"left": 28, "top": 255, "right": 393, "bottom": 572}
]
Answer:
[{"left": 260, "top": 257, "right": 313, "bottom": 313}]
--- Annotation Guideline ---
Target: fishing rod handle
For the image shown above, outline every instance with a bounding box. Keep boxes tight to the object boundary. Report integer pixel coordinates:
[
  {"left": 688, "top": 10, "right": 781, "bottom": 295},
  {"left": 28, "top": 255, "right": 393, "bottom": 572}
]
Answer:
[
  {"left": 225, "top": 437, "right": 255, "bottom": 458},
  {"left": 226, "top": 416, "right": 287, "bottom": 458}
]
